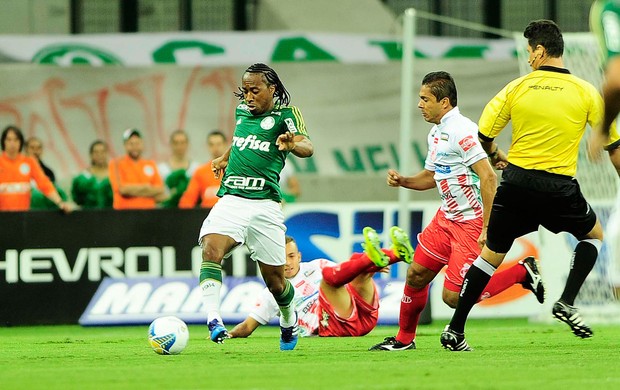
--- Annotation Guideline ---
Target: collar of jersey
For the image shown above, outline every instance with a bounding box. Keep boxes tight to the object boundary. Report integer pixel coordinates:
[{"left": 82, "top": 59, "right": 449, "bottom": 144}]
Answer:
[{"left": 537, "top": 65, "right": 570, "bottom": 74}]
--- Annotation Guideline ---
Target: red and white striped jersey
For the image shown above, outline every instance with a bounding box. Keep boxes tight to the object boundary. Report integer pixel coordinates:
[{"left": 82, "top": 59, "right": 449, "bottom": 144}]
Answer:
[{"left": 423, "top": 107, "right": 488, "bottom": 221}]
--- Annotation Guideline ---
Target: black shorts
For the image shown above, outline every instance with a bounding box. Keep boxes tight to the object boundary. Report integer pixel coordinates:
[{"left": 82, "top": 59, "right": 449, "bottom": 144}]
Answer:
[{"left": 486, "top": 164, "right": 597, "bottom": 253}]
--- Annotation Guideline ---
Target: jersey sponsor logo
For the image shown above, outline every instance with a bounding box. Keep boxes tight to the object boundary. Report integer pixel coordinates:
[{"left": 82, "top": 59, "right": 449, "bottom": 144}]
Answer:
[
  {"left": 440, "top": 132, "right": 449, "bottom": 141},
  {"left": 232, "top": 134, "right": 271, "bottom": 152},
  {"left": 435, "top": 164, "right": 452, "bottom": 174},
  {"left": 236, "top": 119, "right": 242, "bottom": 125},
  {"left": 440, "top": 190, "right": 455, "bottom": 201},
  {"left": 0, "top": 182, "right": 31, "bottom": 194},
  {"left": 284, "top": 118, "right": 298, "bottom": 133},
  {"left": 528, "top": 85, "right": 564, "bottom": 92},
  {"left": 19, "top": 163, "right": 30, "bottom": 175},
  {"left": 143, "top": 165, "right": 154, "bottom": 176},
  {"left": 224, "top": 175, "right": 266, "bottom": 190},
  {"left": 458, "top": 135, "right": 476, "bottom": 152},
  {"left": 260, "top": 116, "right": 275, "bottom": 130}
]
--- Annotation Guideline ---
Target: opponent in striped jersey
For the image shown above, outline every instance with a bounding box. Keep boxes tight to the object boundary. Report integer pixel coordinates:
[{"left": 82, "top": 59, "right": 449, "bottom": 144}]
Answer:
[
  {"left": 229, "top": 232, "right": 412, "bottom": 338},
  {"left": 197, "top": 64, "right": 314, "bottom": 351},
  {"left": 370, "top": 72, "right": 544, "bottom": 352}
]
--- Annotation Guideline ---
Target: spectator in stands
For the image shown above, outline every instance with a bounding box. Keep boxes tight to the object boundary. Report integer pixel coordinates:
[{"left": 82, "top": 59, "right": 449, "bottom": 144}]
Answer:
[
  {"left": 179, "top": 130, "right": 227, "bottom": 209},
  {"left": 24, "top": 136, "right": 69, "bottom": 210},
  {"left": 71, "top": 140, "right": 113, "bottom": 209},
  {"left": 158, "top": 129, "right": 199, "bottom": 208},
  {"left": 0, "top": 125, "right": 70, "bottom": 212},
  {"left": 25, "top": 136, "right": 55, "bottom": 182},
  {"left": 179, "top": 130, "right": 228, "bottom": 209},
  {"left": 108, "top": 128, "right": 165, "bottom": 210},
  {"left": 279, "top": 158, "right": 301, "bottom": 203}
]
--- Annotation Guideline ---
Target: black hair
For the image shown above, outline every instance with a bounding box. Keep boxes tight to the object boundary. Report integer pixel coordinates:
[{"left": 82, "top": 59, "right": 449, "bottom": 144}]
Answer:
[
  {"left": 523, "top": 19, "right": 564, "bottom": 57},
  {"left": 234, "top": 63, "right": 291, "bottom": 107},
  {"left": 207, "top": 130, "right": 227, "bottom": 142},
  {"left": 89, "top": 140, "right": 107, "bottom": 154},
  {"left": 421, "top": 71, "right": 458, "bottom": 106},
  {"left": 1, "top": 125, "right": 24, "bottom": 152}
]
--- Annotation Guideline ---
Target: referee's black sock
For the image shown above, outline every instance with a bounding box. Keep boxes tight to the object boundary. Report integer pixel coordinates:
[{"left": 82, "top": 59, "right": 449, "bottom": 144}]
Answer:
[
  {"left": 560, "top": 239, "right": 601, "bottom": 306},
  {"left": 449, "top": 256, "right": 497, "bottom": 334}
]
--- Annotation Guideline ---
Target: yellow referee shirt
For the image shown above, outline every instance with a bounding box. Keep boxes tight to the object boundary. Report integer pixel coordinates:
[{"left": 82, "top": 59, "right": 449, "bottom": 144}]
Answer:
[{"left": 479, "top": 66, "right": 619, "bottom": 177}]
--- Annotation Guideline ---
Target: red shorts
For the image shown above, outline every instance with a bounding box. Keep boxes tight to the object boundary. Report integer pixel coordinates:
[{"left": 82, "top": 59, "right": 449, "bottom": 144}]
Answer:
[
  {"left": 416, "top": 211, "right": 482, "bottom": 292},
  {"left": 317, "top": 283, "right": 379, "bottom": 337}
]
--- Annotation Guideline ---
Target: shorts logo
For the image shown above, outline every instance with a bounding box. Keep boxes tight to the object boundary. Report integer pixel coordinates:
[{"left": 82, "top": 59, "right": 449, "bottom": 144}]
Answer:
[
  {"left": 144, "top": 165, "right": 154, "bottom": 176},
  {"left": 260, "top": 116, "right": 275, "bottom": 130},
  {"left": 460, "top": 263, "right": 471, "bottom": 278},
  {"left": 19, "top": 163, "right": 30, "bottom": 175},
  {"left": 458, "top": 135, "right": 476, "bottom": 152}
]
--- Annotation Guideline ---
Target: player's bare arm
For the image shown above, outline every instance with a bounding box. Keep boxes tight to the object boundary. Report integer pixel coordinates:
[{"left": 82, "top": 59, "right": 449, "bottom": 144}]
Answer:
[
  {"left": 471, "top": 157, "right": 498, "bottom": 249},
  {"left": 479, "top": 138, "right": 508, "bottom": 170},
  {"left": 229, "top": 317, "right": 261, "bottom": 338},
  {"left": 276, "top": 132, "right": 314, "bottom": 157},
  {"left": 118, "top": 184, "right": 165, "bottom": 198},
  {"left": 387, "top": 168, "right": 435, "bottom": 191},
  {"left": 211, "top": 146, "right": 231, "bottom": 179}
]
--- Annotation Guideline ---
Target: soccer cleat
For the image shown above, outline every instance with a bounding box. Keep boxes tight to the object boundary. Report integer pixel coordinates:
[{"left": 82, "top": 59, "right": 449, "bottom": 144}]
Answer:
[
  {"left": 519, "top": 256, "right": 545, "bottom": 304},
  {"left": 389, "top": 226, "right": 414, "bottom": 264},
  {"left": 208, "top": 319, "right": 230, "bottom": 344},
  {"left": 280, "top": 312, "right": 299, "bottom": 351},
  {"left": 368, "top": 336, "right": 415, "bottom": 351},
  {"left": 552, "top": 300, "right": 593, "bottom": 338},
  {"left": 440, "top": 325, "right": 472, "bottom": 351},
  {"left": 362, "top": 227, "right": 389, "bottom": 267}
]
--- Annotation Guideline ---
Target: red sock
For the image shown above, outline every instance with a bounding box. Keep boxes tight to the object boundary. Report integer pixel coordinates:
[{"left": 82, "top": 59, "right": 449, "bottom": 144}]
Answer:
[
  {"left": 365, "top": 249, "right": 401, "bottom": 273},
  {"left": 322, "top": 253, "right": 374, "bottom": 287},
  {"left": 479, "top": 262, "right": 526, "bottom": 301},
  {"left": 396, "top": 284, "right": 429, "bottom": 344}
]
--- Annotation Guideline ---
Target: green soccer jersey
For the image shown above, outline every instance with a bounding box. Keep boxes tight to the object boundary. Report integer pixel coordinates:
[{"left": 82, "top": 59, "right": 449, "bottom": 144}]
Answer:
[
  {"left": 217, "top": 104, "right": 309, "bottom": 202},
  {"left": 591, "top": 0, "right": 620, "bottom": 59}
]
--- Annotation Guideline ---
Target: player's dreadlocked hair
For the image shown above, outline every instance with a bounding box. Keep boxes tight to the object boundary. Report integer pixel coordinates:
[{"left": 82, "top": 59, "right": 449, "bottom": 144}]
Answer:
[{"left": 234, "top": 63, "right": 291, "bottom": 107}]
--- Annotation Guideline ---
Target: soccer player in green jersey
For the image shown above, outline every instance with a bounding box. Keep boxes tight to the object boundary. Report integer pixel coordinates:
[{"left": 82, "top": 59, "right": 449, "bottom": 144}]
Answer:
[
  {"left": 197, "top": 63, "right": 314, "bottom": 351},
  {"left": 588, "top": 0, "right": 620, "bottom": 173}
]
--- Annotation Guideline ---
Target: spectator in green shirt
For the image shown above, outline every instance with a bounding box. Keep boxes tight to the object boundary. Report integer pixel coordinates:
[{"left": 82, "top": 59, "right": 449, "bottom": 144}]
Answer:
[{"left": 71, "top": 140, "right": 113, "bottom": 209}]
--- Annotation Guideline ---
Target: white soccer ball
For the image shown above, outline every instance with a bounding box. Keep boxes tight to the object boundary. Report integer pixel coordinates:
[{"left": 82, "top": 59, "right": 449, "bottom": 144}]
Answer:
[{"left": 148, "top": 316, "right": 189, "bottom": 355}]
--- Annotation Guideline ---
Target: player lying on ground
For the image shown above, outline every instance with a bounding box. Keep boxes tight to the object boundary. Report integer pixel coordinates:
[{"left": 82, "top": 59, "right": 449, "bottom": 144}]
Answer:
[{"left": 229, "top": 227, "right": 412, "bottom": 338}]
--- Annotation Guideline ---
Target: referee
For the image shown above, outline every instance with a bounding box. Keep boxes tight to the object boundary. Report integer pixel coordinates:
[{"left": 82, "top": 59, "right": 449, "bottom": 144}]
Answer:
[{"left": 441, "top": 20, "right": 607, "bottom": 351}]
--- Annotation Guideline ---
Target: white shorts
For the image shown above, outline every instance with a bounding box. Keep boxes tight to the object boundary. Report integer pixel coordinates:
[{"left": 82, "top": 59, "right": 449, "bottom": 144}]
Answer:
[{"left": 198, "top": 194, "right": 287, "bottom": 266}]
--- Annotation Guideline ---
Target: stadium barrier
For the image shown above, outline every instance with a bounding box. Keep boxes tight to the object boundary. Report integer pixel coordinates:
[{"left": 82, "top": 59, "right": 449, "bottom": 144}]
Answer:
[{"left": 1, "top": 201, "right": 553, "bottom": 326}]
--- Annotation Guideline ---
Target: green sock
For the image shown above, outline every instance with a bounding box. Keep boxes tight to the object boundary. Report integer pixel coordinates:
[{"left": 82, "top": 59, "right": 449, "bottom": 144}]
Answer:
[
  {"left": 200, "top": 261, "right": 223, "bottom": 322},
  {"left": 274, "top": 279, "right": 295, "bottom": 327}
]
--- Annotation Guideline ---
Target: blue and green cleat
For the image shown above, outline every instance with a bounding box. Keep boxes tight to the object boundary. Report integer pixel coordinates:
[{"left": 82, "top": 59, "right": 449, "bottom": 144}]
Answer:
[{"left": 208, "top": 319, "right": 229, "bottom": 344}]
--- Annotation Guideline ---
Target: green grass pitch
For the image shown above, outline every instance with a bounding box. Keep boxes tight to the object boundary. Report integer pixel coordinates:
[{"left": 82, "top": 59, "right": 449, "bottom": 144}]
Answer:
[{"left": 1, "top": 318, "right": 619, "bottom": 390}]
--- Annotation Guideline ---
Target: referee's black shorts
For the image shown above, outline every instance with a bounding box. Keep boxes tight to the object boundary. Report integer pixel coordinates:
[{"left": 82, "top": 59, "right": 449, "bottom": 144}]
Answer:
[{"left": 485, "top": 163, "right": 597, "bottom": 254}]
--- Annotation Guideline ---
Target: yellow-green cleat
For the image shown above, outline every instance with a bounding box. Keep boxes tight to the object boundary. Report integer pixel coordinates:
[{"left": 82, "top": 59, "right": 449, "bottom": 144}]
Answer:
[
  {"left": 389, "top": 226, "right": 414, "bottom": 264},
  {"left": 362, "top": 227, "right": 390, "bottom": 267}
]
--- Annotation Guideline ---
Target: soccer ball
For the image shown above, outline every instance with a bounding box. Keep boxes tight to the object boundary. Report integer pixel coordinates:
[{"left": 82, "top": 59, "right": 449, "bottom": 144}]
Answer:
[{"left": 148, "top": 316, "right": 189, "bottom": 355}]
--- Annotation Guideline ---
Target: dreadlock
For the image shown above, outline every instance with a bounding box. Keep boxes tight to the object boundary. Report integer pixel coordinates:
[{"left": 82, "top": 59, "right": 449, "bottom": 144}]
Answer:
[{"left": 234, "top": 63, "right": 291, "bottom": 108}]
